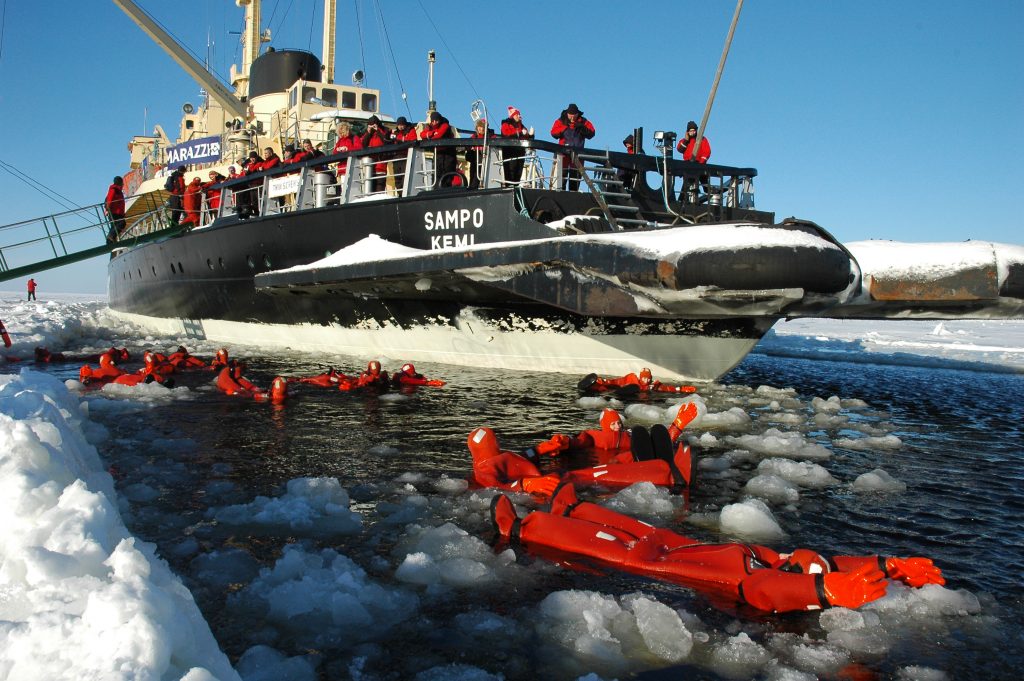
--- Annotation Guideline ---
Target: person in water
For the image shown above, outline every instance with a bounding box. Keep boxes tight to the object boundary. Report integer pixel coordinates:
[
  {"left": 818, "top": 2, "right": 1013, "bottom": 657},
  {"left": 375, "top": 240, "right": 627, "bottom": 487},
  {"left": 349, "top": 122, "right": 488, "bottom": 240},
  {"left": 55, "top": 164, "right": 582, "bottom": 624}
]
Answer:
[
  {"left": 490, "top": 483, "right": 945, "bottom": 614},
  {"left": 392, "top": 363, "right": 446, "bottom": 387},
  {"left": 216, "top": 364, "right": 287, "bottom": 403},
  {"left": 349, "top": 360, "right": 389, "bottom": 389},
  {"left": 291, "top": 367, "right": 352, "bottom": 388},
  {"left": 466, "top": 414, "right": 696, "bottom": 499},
  {"left": 580, "top": 367, "right": 697, "bottom": 395},
  {"left": 167, "top": 345, "right": 206, "bottom": 370},
  {"left": 536, "top": 405, "right": 698, "bottom": 465}
]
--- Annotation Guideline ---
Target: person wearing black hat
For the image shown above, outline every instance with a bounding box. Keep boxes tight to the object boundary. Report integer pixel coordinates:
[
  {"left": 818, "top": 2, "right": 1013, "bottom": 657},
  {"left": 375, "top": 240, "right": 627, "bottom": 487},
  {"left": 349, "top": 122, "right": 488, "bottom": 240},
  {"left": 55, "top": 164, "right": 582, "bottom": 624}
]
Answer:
[
  {"left": 676, "top": 120, "right": 711, "bottom": 203},
  {"left": 104, "top": 176, "right": 126, "bottom": 243},
  {"left": 550, "top": 103, "right": 596, "bottom": 191},
  {"left": 361, "top": 115, "right": 390, "bottom": 194},
  {"left": 617, "top": 133, "right": 638, "bottom": 190},
  {"left": 390, "top": 116, "right": 418, "bottom": 195},
  {"left": 420, "top": 111, "right": 459, "bottom": 188}
]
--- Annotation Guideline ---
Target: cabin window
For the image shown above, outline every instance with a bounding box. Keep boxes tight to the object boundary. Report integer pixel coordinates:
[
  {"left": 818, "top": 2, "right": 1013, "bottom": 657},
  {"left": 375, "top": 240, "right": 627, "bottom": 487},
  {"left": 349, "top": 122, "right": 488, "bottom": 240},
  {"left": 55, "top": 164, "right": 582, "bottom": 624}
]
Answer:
[
  {"left": 361, "top": 93, "right": 377, "bottom": 112},
  {"left": 320, "top": 88, "right": 338, "bottom": 107},
  {"left": 289, "top": 87, "right": 298, "bottom": 108},
  {"left": 341, "top": 91, "right": 356, "bottom": 109},
  {"left": 303, "top": 86, "right": 317, "bottom": 104},
  {"left": 185, "top": 120, "right": 194, "bottom": 130}
]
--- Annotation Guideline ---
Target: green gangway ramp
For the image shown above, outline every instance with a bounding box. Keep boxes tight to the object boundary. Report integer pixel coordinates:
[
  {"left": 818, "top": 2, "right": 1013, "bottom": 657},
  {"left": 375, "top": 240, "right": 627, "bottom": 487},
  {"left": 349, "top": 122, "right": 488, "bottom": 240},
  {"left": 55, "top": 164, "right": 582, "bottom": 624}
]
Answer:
[{"left": 0, "top": 197, "right": 183, "bottom": 283}]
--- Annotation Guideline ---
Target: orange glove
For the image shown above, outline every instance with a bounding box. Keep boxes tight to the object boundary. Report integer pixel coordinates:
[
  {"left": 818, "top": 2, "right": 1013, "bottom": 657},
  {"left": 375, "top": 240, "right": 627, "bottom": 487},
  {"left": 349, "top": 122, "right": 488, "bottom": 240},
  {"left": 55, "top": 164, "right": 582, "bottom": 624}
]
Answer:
[
  {"left": 426, "top": 379, "right": 446, "bottom": 387},
  {"left": 675, "top": 385, "right": 697, "bottom": 393},
  {"left": 823, "top": 563, "right": 888, "bottom": 609},
  {"left": 521, "top": 474, "right": 561, "bottom": 498},
  {"left": 535, "top": 434, "right": 570, "bottom": 456},
  {"left": 673, "top": 402, "right": 699, "bottom": 431},
  {"left": 885, "top": 557, "right": 945, "bottom": 587}
]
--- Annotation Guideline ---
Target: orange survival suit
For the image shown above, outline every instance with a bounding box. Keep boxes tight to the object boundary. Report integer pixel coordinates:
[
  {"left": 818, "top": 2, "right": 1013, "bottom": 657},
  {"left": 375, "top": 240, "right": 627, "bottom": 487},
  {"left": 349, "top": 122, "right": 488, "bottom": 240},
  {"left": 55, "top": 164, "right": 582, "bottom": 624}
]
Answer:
[{"left": 491, "top": 484, "right": 944, "bottom": 614}]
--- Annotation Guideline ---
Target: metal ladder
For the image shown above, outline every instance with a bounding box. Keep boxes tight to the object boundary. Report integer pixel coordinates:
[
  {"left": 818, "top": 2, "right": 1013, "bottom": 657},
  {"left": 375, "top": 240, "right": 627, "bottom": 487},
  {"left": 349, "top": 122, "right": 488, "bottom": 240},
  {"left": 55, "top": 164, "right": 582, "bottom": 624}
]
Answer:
[{"left": 574, "top": 151, "right": 646, "bottom": 230}]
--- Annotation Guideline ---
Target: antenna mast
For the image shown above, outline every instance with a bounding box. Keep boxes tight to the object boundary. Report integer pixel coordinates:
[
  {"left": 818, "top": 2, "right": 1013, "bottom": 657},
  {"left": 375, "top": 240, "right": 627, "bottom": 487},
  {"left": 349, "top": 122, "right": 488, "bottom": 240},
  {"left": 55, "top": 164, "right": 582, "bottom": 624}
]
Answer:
[{"left": 426, "top": 50, "right": 436, "bottom": 117}]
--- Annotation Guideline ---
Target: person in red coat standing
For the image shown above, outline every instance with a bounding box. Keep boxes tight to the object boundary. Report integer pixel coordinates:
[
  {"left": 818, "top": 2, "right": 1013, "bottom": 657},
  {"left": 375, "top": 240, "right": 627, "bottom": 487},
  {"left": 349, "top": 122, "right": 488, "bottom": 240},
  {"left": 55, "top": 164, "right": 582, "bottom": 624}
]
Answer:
[
  {"left": 675, "top": 120, "right": 711, "bottom": 202},
  {"left": 389, "top": 117, "right": 418, "bottom": 195},
  {"left": 550, "top": 103, "right": 596, "bottom": 191},
  {"left": 420, "top": 111, "right": 458, "bottom": 188},
  {"left": 500, "top": 106, "right": 533, "bottom": 184},
  {"left": 26, "top": 278, "right": 37, "bottom": 301},
  {"left": 181, "top": 177, "right": 203, "bottom": 227},
  {"left": 361, "top": 115, "right": 390, "bottom": 194},
  {"left": 104, "top": 176, "right": 126, "bottom": 243}
]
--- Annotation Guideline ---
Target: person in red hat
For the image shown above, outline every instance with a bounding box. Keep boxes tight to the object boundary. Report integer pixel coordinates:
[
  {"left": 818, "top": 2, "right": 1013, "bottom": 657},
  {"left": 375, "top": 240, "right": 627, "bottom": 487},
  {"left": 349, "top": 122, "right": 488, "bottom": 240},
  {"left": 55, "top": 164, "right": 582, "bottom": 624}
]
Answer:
[
  {"left": 550, "top": 103, "right": 595, "bottom": 191},
  {"left": 104, "top": 176, "right": 125, "bottom": 243},
  {"left": 500, "top": 106, "right": 533, "bottom": 184},
  {"left": 361, "top": 115, "right": 390, "bottom": 193},
  {"left": 490, "top": 483, "right": 944, "bottom": 614}
]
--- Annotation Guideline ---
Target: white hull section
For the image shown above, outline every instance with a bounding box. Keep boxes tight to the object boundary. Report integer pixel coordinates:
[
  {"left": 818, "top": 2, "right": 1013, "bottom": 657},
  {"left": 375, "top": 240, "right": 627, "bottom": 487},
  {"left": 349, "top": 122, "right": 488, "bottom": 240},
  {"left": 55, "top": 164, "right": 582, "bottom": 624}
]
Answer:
[{"left": 109, "top": 309, "right": 768, "bottom": 382}]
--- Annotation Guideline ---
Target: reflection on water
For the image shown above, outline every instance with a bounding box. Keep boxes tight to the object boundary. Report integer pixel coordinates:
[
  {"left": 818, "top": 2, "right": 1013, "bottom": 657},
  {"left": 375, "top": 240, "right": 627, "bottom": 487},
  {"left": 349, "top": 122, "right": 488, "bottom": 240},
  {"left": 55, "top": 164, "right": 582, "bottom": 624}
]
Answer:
[{"left": 20, "top": 351, "right": 1024, "bottom": 678}]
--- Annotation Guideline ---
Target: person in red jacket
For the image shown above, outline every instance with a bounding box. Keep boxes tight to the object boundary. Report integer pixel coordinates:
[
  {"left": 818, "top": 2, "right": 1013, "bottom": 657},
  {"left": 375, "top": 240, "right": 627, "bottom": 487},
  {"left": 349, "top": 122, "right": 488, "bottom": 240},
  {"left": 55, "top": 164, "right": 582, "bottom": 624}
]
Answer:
[
  {"left": 332, "top": 121, "right": 363, "bottom": 177},
  {"left": 500, "top": 106, "right": 533, "bottom": 184},
  {"left": 490, "top": 483, "right": 944, "bottom": 614},
  {"left": 580, "top": 367, "right": 697, "bottom": 395},
  {"left": 391, "top": 362, "right": 446, "bottom": 387},
  {"left": 291, "top": 367, "right": 352, "bottom": 389},
  {"left": 180, "top": 177, "right": 204, "bottom": 227},
  {"left": 104, "top": 176, "right": 126, "bottom": 243},
  {"left": 389, "top": 117, "right": 418, "bottom": 195},
  {"left": 550, "top": 103, "right": 596, "bottom": 191},
  {"left": 675, "top": 120, "right": 711, "bottom": 202},
  {"left": 361, "top": 115, "right": 390, "bottom": 194},
  {"left": 465, "top": 118, "right": 493, "bottom": 189},
  {"left": 202, "top": 171, "right": 226, "bottom": 221},
  {"left": 420, "top": 111, "right": 458, "bottom": 188},
  {"left": 26, "top": 278, "right": 37, "bottom": 301}
]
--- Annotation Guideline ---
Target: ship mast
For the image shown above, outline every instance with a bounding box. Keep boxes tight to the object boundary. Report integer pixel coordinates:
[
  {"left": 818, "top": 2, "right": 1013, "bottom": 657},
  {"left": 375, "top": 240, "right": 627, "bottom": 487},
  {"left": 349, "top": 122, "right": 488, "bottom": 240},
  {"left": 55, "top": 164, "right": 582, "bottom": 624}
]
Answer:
[
  {"left": 322, "top": 0, "right": 337, "bottom": 84},
  {"left": 230, "top": 0, "right": 269, "bottom": 100}
]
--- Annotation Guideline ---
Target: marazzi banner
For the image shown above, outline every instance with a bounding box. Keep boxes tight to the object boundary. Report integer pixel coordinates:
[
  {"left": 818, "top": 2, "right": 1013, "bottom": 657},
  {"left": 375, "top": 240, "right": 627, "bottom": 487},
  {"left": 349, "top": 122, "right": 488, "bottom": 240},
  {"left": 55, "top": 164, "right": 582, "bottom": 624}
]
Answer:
[{"left": 165, "top": 135, "right": 221, "bottom": 166}]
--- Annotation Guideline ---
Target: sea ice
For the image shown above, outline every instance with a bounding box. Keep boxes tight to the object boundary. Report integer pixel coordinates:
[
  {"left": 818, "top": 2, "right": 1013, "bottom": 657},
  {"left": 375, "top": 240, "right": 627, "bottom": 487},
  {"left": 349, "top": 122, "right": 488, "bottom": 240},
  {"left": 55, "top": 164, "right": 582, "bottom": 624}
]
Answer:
[
  {"left": 851, "top": 468, "right": 907, "bottom": 493},
  {"left": 719, "top": 498, "right": 785, "bottom": 541},
  {"left": 757, "top": 458, "right": 837, "bottom": 488},
  {"left": 743, "top": 474, "right": 800, "bottom": 504}
]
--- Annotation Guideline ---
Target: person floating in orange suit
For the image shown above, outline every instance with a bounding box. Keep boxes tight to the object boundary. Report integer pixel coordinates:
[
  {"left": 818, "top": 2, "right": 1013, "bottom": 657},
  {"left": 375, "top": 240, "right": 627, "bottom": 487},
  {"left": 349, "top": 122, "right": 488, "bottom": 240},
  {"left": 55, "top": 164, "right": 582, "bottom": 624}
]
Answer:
[
  {"left": 216, "top": 364, "right": 287, "bottom": 403},
  {"left": 207, "top": 348, "right": 232, "bottom": 372},
  {"left": 290, "top": 367, "right": 353, "bottom": 389},
  {"left": 391, "top": 363, "right": 446, "bottom": 387},
  {"left": 167, "top": 345, "right": 206, "bottom": 370},
  {"left": 78, "top": 351, "right": 126, "bottom": 385},
  {"left": 579, "top": 367, "right": 696, "bottom": 395},
  {"left": 141, "top": 350, "right": 176, "bottom": 377},
  {"left": 467, "top": 415, "right": 696, "bottom": 499},
  {"left": 537, "top": 405, "right": 698, "bottom": 465},
  {"left": 349, "top": 360, "right": 389, "bottom": 389},
  {"left": 33, "top": 346, "right": 130, "bottom": 364},
  {"left": 490, "top": 483, "right": 944, "bottom": 614}
]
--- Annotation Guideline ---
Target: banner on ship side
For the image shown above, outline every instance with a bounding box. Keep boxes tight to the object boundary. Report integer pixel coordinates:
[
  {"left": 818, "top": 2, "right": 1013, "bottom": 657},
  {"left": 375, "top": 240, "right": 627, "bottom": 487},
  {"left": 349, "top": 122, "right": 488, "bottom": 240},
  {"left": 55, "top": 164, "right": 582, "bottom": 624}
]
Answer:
[{"left": 165, "top": 135, "right": 222, "bottom": 166}]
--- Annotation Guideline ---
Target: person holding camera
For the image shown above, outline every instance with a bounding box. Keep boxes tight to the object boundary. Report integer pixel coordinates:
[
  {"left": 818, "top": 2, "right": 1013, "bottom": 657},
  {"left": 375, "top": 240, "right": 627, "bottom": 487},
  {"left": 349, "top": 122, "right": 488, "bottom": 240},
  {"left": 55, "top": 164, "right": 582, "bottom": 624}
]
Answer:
[
  {"left": 361, "top": 115, "right": 389, "bottom": 194},
  {"left": 420, "top": 111, "right": 458, "bottom": 188},
  {"left": 550, "top": 103, "right": 596, "bottom": 191},
  {"left": 676, "top": 120, "right": 711, "bottom": 202}
]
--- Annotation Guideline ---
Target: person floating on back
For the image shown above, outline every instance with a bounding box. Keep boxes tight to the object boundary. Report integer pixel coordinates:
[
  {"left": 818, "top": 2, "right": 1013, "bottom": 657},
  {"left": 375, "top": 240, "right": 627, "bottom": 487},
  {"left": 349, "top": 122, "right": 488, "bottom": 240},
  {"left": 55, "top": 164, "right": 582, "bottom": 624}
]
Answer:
[
  {"left": 490, "top": 483, "right": 944, "bottom": 614},
  {"left": 578, "top": 367, "right": 697, "bottom": 396}
]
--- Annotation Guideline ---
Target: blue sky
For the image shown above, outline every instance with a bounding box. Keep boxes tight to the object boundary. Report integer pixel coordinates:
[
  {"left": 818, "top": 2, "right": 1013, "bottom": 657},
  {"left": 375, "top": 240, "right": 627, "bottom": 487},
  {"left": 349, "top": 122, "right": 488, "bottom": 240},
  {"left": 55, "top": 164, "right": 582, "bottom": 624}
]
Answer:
[{"left": 0, "top": 0, "right": 1021, "bottom": 294}]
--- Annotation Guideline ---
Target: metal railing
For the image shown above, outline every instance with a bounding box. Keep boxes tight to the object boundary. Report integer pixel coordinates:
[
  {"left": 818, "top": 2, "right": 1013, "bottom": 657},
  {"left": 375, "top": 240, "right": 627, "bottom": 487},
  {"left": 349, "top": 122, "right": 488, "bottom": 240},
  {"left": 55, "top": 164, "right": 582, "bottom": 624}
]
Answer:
[{"left": 0, "top": 196, "right": 175, "bottom": 282}]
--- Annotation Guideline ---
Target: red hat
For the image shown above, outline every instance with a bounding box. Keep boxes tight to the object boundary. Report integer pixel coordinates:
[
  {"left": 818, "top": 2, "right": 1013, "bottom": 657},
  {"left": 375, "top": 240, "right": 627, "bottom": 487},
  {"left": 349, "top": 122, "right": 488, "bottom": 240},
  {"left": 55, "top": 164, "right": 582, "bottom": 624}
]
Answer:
[
  {"left": 368, "top": 360, "right": 381, "bottom": 373},
  {"left": 639, "top": 368, "right": 653, "bottom": 384},
  {"left": 401, "top": 363, "right": 415, "bottom": 375},
  {"left": 507, "top": 106, "right": 520, "bottom": 118},
  {"left": 468, "top": 427, "right": 501, "bottom": 463}
]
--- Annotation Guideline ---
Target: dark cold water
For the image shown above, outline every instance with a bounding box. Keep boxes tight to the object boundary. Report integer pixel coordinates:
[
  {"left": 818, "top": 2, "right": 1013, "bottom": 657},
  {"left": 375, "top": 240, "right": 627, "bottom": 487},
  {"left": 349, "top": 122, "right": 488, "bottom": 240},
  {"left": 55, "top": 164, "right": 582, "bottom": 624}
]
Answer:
[{"left": 11, "top": 348, "right": 1024, "bottom": 680}]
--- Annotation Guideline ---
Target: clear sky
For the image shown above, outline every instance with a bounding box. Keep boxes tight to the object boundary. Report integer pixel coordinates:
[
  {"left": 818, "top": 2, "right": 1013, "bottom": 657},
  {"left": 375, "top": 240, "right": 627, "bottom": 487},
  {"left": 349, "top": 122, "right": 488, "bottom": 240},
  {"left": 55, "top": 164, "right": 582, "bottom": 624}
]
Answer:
[{"left": 0, "top": 0, "right": 1021, "bottom": 294}]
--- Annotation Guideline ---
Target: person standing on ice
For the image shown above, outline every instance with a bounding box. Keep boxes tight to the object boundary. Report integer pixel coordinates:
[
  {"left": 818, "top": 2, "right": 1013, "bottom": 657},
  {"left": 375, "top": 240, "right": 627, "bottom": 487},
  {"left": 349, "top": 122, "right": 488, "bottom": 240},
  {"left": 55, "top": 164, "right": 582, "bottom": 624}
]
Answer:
[
  {"left": 490, "top": 483, "right": 945, "bottom": 614},
  {"left": 26, "top": 278, "right": 37, "bottom": 301}
]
